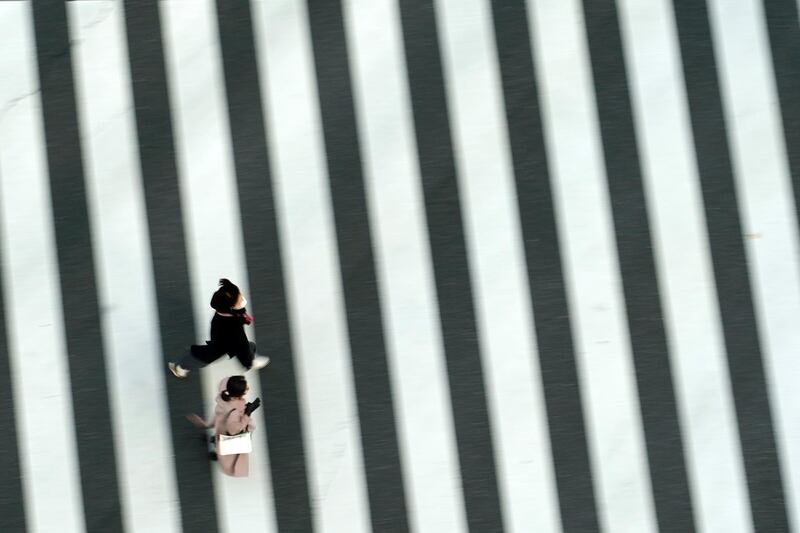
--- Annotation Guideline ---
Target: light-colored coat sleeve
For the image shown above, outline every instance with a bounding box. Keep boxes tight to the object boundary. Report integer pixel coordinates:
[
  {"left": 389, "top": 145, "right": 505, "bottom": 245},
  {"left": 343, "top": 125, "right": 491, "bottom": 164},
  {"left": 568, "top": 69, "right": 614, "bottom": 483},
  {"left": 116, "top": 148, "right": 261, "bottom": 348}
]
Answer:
[{"left": 218, "top": 405, "right": 251, "bottom": 435}]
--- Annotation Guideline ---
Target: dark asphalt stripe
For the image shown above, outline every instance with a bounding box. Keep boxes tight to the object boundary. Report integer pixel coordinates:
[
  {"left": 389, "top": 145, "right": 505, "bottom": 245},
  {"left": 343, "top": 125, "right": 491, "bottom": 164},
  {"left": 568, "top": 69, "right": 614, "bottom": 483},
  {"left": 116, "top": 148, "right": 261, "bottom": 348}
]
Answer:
[
  {"left": 671, "top": 1, "right": 789, "bottom": 530},
  {"left": 122, "top": 2, "right": 219, "bottom": 532},
  {"left": 580, "top": 2, "right": 696, "bottom": 531},
  {"left": 488, "top": 2, "right": 599, "bottom": 531},
  {"left": 397, "top": 2, "right": 504, "bottom": 531},
  {"left": 0, "top": 173, "right": 27, "bottom": 533},
  {"left": 304, "top": 1, "right": 410, "bottom": 530},
  {"left": 30, "top": 3, "right": 124, "bottom": 532},
  {"left": 763, "top": 0, "right": 800, "bottom": 242},
  {"left": 214, "top": 2, "right": 314, "bottom": 531}
]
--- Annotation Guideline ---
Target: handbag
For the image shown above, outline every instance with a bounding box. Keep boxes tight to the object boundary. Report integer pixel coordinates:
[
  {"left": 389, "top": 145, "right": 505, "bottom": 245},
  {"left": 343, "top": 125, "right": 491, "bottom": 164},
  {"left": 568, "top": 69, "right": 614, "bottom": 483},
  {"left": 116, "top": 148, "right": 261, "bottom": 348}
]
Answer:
[{"left": 217, "top": 408, "right": 253, "bottom": 456}]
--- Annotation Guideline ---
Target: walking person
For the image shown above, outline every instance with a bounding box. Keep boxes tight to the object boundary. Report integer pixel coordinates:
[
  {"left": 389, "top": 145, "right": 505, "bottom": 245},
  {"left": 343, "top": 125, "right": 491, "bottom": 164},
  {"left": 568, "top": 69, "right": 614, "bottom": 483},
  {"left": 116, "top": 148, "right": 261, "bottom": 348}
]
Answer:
[
  {"left": 169, "top": 278, "right": 269, "bottom": 378},
  {"left": 188, "top": 375, "right": 261, "bottom": 477}
]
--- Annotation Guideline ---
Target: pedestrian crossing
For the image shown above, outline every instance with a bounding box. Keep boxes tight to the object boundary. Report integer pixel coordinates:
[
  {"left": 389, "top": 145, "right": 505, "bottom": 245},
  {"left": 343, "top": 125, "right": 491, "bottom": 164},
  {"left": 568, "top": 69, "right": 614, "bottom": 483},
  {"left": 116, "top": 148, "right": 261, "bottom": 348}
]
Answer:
[
  {"left": 0, "top": 6, "right": 86, "bottom": 532},
  {"left": 70, "top": 2, "right": 182, "bottom": 531},
  {"left": 1, "top": 1, "right": 799, "bottom": 532},
  {"left": 617, "top": 1, "right": 751, "bottom": 531}
]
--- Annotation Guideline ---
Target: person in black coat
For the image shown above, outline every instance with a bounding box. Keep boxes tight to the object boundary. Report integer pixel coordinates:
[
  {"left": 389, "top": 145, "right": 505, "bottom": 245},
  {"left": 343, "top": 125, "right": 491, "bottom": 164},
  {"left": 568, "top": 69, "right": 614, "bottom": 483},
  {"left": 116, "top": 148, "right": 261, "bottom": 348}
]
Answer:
[{"left": 169, "top": 278, "right": 270, "bottom": 378}]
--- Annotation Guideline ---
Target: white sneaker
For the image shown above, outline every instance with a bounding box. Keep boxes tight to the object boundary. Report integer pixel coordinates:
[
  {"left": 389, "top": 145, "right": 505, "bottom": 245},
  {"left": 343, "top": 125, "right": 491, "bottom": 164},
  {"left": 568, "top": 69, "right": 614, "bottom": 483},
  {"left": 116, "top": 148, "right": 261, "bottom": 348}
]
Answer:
[
  {"left": 250, "top": 355, "right": 270, "bottom": 370},
  {"left": 169, "top": 362, "right": 189, "bottom": 378}
]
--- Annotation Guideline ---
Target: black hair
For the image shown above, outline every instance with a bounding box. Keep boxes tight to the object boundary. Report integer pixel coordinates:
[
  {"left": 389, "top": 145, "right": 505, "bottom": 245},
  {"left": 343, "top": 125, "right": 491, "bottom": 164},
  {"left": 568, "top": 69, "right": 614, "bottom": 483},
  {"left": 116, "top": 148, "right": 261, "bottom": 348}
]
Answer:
[
  {"left": 220, "top": 375, "right": 247, "bottom": 401},
  {"left": 210, "top": 278, "right": 241, "bottom": 313}
]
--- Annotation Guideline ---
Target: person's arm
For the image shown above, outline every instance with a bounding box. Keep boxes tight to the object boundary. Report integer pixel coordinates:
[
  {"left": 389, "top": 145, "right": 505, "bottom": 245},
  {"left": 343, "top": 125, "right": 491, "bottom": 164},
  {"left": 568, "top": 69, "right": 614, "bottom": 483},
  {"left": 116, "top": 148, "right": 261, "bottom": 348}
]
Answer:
[
  {"left": 225, "top": 407, "right": 251, "bottom": 434},
  {"left": 225, "top": 398, "right": 261, "bottom": 433},
  {"left": 186, "top": 413, "right": 212, "bottom": 429}
]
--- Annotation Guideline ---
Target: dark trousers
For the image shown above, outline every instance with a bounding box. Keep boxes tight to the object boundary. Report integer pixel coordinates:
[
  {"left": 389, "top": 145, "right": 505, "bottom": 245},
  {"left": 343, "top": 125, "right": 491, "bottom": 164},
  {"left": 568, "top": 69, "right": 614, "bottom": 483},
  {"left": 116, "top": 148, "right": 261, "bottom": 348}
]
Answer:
[{"left": 179, "top": 341, "right": 257, "bottom": 371}]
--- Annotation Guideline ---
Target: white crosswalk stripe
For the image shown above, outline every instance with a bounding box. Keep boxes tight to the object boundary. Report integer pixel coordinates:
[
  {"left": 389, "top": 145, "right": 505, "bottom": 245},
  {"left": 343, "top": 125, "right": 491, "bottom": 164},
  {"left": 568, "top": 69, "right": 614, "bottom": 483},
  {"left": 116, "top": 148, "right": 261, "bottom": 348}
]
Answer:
[
  {"left": 526, "top": 0, "right": 658, "bottom": 531},
  {"left": 0, "top": 3, "right": 85, "bottom": 532},
  {"left": 344, "top": 0, "right": 468, "bottom": 531},
  {"left": 616, "top": 0, "right": 753, "bottom": 531},
  {"left": 436, "top": 0, "right": 561, "bottom": 531},
  {"left": 251, "top": 1, "right": 372, "bottom": 532},
  {"left": 68, "top": 2, "right": 183, "bottom": 532},
  {"left": 159, "top": 1, "right": 277, "bottom": 531},
  {"left": 708, "top": 0, "right": 800, "bottom": 526}
]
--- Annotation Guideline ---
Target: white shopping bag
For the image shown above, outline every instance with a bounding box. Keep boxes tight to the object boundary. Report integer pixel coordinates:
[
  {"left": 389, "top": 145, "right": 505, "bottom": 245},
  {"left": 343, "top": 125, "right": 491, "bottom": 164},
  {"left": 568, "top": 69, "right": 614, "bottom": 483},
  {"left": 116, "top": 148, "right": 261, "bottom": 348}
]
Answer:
[{"left": 218, "top": 432, "right": 252, "bottom": 456}]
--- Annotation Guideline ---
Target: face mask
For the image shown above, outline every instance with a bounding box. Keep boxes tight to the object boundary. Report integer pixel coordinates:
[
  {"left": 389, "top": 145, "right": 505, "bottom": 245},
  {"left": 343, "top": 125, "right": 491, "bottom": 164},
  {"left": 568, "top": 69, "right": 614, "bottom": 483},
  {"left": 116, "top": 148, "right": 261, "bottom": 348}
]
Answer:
[{"left": 232, "top": 297, "right": 247, "bottom": 310}]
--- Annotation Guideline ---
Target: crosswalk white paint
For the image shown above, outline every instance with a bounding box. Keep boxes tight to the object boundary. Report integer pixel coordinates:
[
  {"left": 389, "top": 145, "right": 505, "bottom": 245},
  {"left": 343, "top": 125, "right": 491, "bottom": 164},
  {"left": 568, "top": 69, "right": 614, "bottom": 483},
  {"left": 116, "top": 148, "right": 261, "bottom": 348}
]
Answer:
[
  {"left": 0, "top": 3, "right": 85, "bottom": 532},
  {"left": 251, "top": 1, "right": 372, "bottom": 532},
  {"left": 616, "top": 1, "right": 753, "bottom": 532},
  {"left": 343, "top": 0, "right": 468, "bottom": 532},
  {"left": 435, "top": 0, "right": 561, "bottom": 531},
  {"left": 68, "top": 2, "right": 183, "bottom": 533},
  {"left": 3, "top": 0, "right": 800, "bottom": 531},
  {"left": 525, "top": 0, "right": 658, "bottom": 531},
  {"left": 708, "top": 0, "right": 800, "bottom": 528},
  {"left": 159, "top": 2, "right": 277, "bottom": 532}
]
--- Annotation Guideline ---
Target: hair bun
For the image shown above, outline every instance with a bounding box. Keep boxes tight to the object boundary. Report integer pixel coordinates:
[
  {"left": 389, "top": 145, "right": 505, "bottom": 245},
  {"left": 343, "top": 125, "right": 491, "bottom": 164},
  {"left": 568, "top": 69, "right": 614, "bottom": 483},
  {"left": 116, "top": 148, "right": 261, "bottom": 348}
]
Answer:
[
  {"left": 210, "top": 278, "right": 241, "bottom": 312},
  {"left": 223, "top": 375, "right": 247, "bottom": 400}
]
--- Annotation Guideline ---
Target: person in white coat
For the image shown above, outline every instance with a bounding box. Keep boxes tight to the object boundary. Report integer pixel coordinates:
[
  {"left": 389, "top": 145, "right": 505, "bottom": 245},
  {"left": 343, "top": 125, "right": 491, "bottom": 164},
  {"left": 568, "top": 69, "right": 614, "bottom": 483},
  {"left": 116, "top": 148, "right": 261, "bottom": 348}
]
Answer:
[{"left": 189, "top": 375, "right": 261, "bottom": 477}]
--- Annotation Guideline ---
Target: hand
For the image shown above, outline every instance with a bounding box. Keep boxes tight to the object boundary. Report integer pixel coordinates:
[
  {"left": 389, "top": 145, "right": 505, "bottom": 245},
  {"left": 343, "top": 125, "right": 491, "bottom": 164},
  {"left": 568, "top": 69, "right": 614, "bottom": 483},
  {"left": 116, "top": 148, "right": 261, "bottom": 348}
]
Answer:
[
  {"left": 244, "top": 397, "right": 261, "bottom": 416},
  {"left": 186, "top": 414, "right": 208, "bottom": 428},
  {"left": 243, "top": 313, "right": 253, "bottom": 325}
]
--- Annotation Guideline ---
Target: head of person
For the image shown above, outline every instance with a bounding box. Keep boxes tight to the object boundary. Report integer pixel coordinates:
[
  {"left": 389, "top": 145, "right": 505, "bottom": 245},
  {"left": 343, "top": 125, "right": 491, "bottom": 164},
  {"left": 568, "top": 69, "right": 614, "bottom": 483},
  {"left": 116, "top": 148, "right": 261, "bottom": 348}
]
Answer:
[
  {"left": 220, "top": 375, "right": 248, "bottom": 401},
  {"left": 210, "top": 278, "right": 247, "bottom": 313}
]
